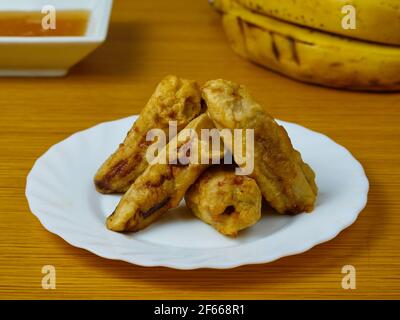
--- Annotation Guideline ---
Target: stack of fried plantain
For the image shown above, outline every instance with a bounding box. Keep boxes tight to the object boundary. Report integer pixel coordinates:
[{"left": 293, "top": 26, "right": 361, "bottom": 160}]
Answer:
[
  {"left": 211, "top": 0, "right": 400, "bottom": 91},
  {"left": 96, "top": 76, "right": 318, "bottom": 236}
]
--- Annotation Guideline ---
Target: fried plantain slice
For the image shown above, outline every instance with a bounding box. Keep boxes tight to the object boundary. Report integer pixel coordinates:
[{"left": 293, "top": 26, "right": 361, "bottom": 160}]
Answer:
[
  {"left": 106, "top": 114, "right": 220, "bottom": 232},
  {"left": 202, "top": 79, "right": 318, "bottom": 214},
  {"left": 94, "top": 75, "right": 203, "bottom": 194},
  {"left": 185, "top": 166, "right": 262, "bottom": 237}
]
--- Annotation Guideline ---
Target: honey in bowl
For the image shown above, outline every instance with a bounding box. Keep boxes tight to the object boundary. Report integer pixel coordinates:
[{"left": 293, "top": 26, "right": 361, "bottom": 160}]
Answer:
[{"left": 0, "top": 10, "right": 90, "bottom": 36}]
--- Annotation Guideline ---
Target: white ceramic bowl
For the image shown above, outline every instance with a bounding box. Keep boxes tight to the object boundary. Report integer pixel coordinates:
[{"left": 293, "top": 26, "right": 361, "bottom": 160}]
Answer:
[{"left": 0, "top": 0, "right": 113, "bottom": 77}]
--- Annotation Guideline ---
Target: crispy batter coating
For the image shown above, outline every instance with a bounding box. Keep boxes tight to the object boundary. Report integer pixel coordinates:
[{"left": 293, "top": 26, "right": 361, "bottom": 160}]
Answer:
[
  {"left": 106, "top": 114, "right": 217, "bottom": 232},
  {"left": 94, "top": 75, "right": 203, "bottom": 194},
  {"left": 202, "top": 79, "right": 318, "bottom": 214},
  {"left": 185, "top": 166, "right": 262, "bottom": 237}
]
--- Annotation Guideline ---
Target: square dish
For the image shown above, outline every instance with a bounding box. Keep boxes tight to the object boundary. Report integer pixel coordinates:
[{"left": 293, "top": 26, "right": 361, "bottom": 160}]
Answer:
[{"left": 0, "top": 0, "right": 113, "bottom": 77}]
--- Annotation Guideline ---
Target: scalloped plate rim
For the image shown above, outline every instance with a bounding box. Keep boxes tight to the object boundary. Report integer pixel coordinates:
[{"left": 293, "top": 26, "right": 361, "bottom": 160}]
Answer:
[{"left": 25, "top": 115, "right": 369, "bottom": 270}]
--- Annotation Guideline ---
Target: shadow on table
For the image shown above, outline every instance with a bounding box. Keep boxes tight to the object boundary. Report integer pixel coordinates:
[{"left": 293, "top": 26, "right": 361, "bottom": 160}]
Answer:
[{"left": 69, "top": 21, "right": 148, "bottom": 78}]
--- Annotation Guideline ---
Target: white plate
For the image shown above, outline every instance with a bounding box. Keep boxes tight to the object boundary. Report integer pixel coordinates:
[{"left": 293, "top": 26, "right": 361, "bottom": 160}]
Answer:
[{"left": 26, "top": 116, "right": 369, "bottom": 269}]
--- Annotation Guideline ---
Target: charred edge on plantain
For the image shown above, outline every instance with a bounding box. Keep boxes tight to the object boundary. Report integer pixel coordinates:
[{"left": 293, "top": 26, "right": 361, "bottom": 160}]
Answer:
[
  {"left": 144, "top": 171, "right": 172, "bottom": 188},
  {"left": 140, "top": 197, "right": 171, "bottom": 219},
  {"left": 94, "top": 179, "right": 111, "bottom": 193},
  {"left": 200, "top": 99, "right": 208, "bottom": 112},
  {"left": 96, "top": 159, "right": 129, "bottom": 191},
  {"left": 222, "top": 205, "right": 236, "bottom": 215}
]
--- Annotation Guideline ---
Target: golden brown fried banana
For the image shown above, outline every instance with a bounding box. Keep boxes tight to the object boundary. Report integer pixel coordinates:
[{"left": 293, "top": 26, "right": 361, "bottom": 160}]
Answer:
[
  {"left": 202, "top": 79, "right": 317, "bottom": 214},
  {"left": 106, "top": 114, "right": 218, "bottom": 232},
  {"left": 185, "top": 166, "right": 262, "bottom": 237},
  {"left": 95, "top": 75, "right": 203, "bottom": 194}
]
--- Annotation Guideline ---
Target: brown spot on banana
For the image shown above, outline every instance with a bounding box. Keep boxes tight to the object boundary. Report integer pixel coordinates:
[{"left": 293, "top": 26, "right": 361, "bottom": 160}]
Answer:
[
  {"left": 237, "top": 17, "right": 247, "bottom": 54},
  {"left": 287, "top": 36, "right": 300, "bottom": 65},
  {"left": 242, "top": 19, "right": 313, "bottom": 65},
  {"left": 243, "top": 19, "right": 314, "bottom": 46},
  {"left": 270, "top": 32, "right": 280, "bottom": 61}
]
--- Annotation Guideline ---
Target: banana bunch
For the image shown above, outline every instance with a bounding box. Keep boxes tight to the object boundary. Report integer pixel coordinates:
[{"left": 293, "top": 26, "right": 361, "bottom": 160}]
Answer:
[{"left": 211, "top": 0, "right": 400, "bottom": 91}]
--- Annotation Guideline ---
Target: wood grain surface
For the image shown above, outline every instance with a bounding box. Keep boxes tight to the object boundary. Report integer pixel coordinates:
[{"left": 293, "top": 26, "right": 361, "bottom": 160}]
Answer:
[{"left": 1, "top": 0, "right": 399, "bottom": 300}]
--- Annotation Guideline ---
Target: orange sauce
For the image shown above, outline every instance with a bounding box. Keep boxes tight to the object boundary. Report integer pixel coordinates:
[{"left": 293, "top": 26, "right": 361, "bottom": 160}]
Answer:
[{"left": 0, "top": 10, "right": 90, "bottom": 36}]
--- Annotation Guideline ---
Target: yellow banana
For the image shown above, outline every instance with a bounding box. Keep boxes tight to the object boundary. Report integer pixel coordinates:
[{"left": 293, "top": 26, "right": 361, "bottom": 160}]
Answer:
[
  {"left": 220, "top": 6, "right": 400, "bottom": 91},
  {"left": 210, "top": 0, "right": 239, "bottom": 13},
  {"left": 236, "top": 0, "right": 400, "bottom": 46}
]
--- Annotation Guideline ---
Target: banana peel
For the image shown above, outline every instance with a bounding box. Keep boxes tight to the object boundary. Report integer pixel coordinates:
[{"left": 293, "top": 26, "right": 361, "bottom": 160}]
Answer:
[
  {"left": 214, "top": 1, "right": 400, "bottom": 91},
  {"left": 237, "top": 0, "right": 400, "bottom": 46}
]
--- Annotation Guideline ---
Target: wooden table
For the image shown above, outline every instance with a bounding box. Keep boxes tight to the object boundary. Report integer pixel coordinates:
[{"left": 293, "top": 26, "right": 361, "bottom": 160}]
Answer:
[{"left": 1, "top": 0, "right": 399, "bottom": 300}]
